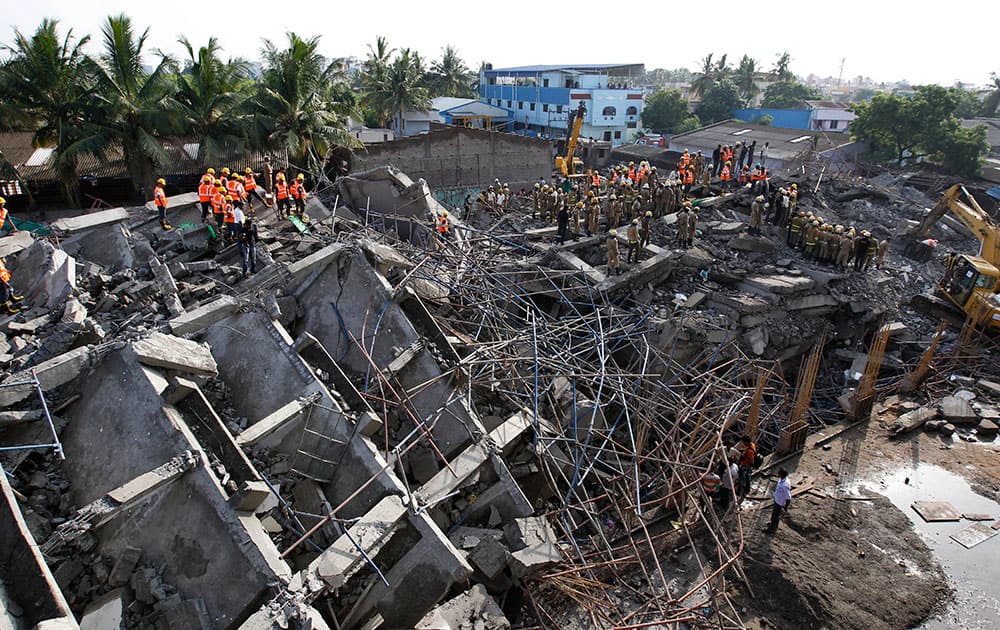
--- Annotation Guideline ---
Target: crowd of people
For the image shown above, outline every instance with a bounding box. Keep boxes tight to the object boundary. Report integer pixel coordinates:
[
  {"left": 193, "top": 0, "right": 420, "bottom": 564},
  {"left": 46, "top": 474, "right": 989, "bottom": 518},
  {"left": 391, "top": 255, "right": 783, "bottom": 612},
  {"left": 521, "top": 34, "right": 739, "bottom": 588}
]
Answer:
[{"left": 699, "top": 435, "right": 793, "bottom": 533}]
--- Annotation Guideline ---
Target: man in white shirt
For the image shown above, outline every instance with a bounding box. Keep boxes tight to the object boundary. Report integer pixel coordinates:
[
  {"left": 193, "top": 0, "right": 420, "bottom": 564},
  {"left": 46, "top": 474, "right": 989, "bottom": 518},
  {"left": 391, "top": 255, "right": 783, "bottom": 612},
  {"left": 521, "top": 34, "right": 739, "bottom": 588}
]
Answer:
[
  {"left": 764, "top": 468, "right": 792, "bottom": 533},
  {"left": 717, "top": 459, "right": 739, "bottom": 511},
  {"left": 233, "top": 206, "right": 245, "bottom": 226}
]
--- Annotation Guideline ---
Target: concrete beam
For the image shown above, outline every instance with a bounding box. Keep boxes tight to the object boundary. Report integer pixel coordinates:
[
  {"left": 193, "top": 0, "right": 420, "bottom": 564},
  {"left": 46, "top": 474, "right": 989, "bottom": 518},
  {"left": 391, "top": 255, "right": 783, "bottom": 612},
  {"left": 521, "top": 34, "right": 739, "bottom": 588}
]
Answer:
[
  {"left": 0, "top": 346, "right": 92, "bottom": 408},
  {"left": 130, "top": 332, "right": 218, "bottom": 376},
  {"left": 307, "top": 494, "right": 407, "bottom": 590},
  {"left": 555, "top": 250, "right": 607, "bottom": 285},
  {"left": 50, "top": 208, "right": 130, "bottom": 233},
  {"left": 169, "top": 295, "right": 239, "bottom": 336},
  {"left": 236, "top": 395, "right": 318, "bottom": 448},
  {"left": 0, "top": 230, "right": 34, "bottom": 258}
]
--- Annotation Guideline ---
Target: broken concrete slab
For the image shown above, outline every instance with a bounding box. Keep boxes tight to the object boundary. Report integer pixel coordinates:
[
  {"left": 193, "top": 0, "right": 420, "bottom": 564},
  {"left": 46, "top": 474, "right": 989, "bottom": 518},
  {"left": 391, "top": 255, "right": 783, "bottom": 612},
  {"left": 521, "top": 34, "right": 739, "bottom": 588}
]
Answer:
[
  {"left": 509, "top": 542, "right": 562, "bottom": 578},
  {"left": 939, "top": 396, "right": 978, "bottom": 424},
  {"left": 0, "top": 230, "right": 34, "bottom": 258},
  {"left": 0, "top": 346, "right": 92, "bottom": 408},
  {"left": 976, "top": 379, "right": 1000, "bottom": 398},
  {"left": 14, "top": 240, "right": 77, "bottom": 309},
  {"left": 80, "top": 587, "right": 126, "bottom": 630},
  {"left": 740, "top": 274, "right": 816, "bottom": 296},
  {"left": 51, "top": 207, "right": 130, "bottom": 233},
  {"left": 169, "top": 294, "right": 240, "bottom": 336},
  {"left": 786, "top": 294, "right": 839, "bottom": 312},
  {"left": 912, "top": 501, "right": 962, "bottom": 522},
  {"left": 414, "top": 584, "right": 511, "bottom": 630},
  {"left": 891, "top": 406, "right": 938, "bottom": 434},
  {"left": 729, "top": 234, "right": 776, "bottom": 253},
  {"left": 129, "top": 332, "right": 218, "bottom": 377}
]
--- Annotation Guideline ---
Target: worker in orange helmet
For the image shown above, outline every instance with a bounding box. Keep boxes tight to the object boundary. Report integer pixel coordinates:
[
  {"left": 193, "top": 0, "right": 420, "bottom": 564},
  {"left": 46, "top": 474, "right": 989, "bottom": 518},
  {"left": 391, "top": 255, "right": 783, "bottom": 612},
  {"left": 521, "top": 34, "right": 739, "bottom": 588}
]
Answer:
[{"left": 0, "top": 257, "right": 25, "bottom": 315}]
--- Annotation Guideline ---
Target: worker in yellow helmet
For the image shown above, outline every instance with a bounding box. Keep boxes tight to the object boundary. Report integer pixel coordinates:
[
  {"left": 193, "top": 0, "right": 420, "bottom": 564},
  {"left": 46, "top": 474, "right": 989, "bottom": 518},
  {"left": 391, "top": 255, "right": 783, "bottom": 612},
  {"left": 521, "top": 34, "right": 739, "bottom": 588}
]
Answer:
[
  {"left": 0, "top": 197, "right": 16, "bottom": 233},
  {"left": 0, "top": 256, "right": 25, "bottom": 314},
  {"left": 154, "top": 178, "right": 170, "bottom": 230}
]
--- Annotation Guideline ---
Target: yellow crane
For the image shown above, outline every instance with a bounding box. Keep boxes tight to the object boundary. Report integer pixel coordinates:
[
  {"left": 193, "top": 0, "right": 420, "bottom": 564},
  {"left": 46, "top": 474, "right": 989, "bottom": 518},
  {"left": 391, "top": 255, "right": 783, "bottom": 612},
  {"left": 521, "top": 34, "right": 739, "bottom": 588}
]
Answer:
[
  {"left": 554, "top": 103, "right": 587, "bottom": 177},
  {"left": 908, "top": 184, "right": 1000, "bottom": 331}
]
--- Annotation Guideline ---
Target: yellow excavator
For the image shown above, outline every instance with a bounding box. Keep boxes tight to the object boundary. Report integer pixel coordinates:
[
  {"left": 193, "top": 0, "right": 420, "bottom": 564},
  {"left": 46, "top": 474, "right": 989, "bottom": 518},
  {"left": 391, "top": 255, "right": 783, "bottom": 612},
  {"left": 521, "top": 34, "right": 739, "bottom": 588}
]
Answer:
[
  {"left": 554, "top": 103, "right": 587, "bottom": 177},
  {"left": 908, "top": 184, "right": 1000, "bottom": 332}
]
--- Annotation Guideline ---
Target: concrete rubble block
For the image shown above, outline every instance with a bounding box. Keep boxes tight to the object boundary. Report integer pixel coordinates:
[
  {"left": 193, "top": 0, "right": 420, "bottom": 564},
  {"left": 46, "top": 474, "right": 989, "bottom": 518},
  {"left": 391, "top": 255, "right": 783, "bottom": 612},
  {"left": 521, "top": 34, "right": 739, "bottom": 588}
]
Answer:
[
  {"left": 309, "top": 494, "right": 407, "bottom": 590},
  {"left": 285, "top": 243, "right": 345, "bottom": 283},
  {"left": 977, "top": 419, "right": 999, "bottom": 438},
  {"left": 14, "top": 240, "right": 77, "bottom": 309},
  {"left": 509, "top": 542, "right": 563, "bottom": 578},
  {"left": 891, "top": 406, "right": 938, "bottom": 434},
  {"left": 80, "top": 587, "right": 126, "bottom": 630},
  {"left": 61, "top": 297, "right": 88, "bottom": 324},
  {"left": 159, "top": 597, "right": 213, "bottom": 630},
  {"left": 408, "top": 445, "right": 440, "bottom": 485},
  {"left": 51, "top": 207, "right": 130, "bottom": 233},
  {"left": 109, "top": 547, "right": 143, "bottom": 587},
  {"left": 744, "top": 326, "right": 768, "bottom": 355},
  {"left": 976, "top": 379, "right": 1000, "bottom": 398},
  {"left": 468, "top": 535, "right": 511, "bottom": 580},
  {"left": 740, "top": 274, "right": 816, "bottom": 296},
  {"left": 129, "top": 331, "right": 218, "bottom": 377},
  {"left": 0, "top": 230, "right": 34, "bottom": 258},
  {"left": 169, "top": 294, "right": 239, "bottom": 336},
  {"left": 144, "top": 191, "right": 200, "bottom": 213},
  {"left": 230, "top": 480, "right": 275, "bottom": 513},
  {"left": 786, "top": 294, "right": 840, "bottom": 312},
  {"left": 711, "top": 293, "right": 773, "bottom": 314},
  {"left": 729, "top": 234, "right": 776, "bottom": 253},
  {"left": 415, "top": 584, "right": 511, "bottom": 630},
  {"left": 503, "top": 516, "right": 558, "bottom": 551},
  {"left": 939, "top": 395, "right": 978, "bottom": 424},
  {"left": 679, "top": 247, "right": 713, "bottom": 269},
  {"left": 0, "top": 346, "right": 92, "bottom": 408}
]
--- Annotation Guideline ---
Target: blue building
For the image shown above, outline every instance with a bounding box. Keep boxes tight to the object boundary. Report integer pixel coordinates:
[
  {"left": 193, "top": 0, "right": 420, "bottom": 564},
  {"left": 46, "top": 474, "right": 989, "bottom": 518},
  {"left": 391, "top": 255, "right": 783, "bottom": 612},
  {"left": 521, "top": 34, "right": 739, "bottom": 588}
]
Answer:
[{"left": 479, "top": 64, "right": 645, "bottom": 147}]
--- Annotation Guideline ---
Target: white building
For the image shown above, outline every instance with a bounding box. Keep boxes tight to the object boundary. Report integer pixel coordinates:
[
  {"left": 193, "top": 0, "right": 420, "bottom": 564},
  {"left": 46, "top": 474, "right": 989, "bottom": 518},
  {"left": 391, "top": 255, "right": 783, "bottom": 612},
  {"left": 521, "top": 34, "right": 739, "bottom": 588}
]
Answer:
[{"left": 805, "top": 101, "right": 855, "bottom": 133}]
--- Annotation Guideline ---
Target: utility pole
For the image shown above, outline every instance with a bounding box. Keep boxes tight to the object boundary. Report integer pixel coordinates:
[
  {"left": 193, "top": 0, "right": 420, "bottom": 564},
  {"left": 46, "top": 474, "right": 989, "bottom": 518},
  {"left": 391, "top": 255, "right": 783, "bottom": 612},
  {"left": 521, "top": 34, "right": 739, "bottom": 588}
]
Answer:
[{"left": 837, "top": 58, "right": 846, "bottom": 87}]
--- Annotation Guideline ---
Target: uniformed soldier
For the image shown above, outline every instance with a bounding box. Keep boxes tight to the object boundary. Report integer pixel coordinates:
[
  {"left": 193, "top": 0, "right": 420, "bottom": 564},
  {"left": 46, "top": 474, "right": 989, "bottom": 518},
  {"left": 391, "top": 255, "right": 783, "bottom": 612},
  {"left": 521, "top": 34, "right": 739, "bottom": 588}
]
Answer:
[
  {"left": 641, "top": 211, "right": 652, "bottom": 247},
  {"left": 803, "top": 221, "right": 820, "bottom": 259},
  {"left": 627, "top": 218, "right": 641, "bottom": 263},
  {"left": 607, "top": 230, "right": 621, "bottom": 275},
  {"left": 749, "top": 196, "right": 765, "bottom": 236},
  {"left": 587, "top": 195, "right": 601, "bottom": 236},
  {"left": 676, "top": 204, "right": 690, "bottom": 247},
  {"left": 686, "top": 206, "right": 698, "bottom": 248}
]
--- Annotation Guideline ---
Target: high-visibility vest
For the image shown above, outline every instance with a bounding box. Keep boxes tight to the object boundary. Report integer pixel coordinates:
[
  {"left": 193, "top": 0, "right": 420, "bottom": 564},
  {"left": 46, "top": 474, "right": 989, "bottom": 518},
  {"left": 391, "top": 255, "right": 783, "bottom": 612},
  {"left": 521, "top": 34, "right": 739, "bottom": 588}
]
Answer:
[
  {"left": 437, "top": 216, "right": 449, "bottom": 233},
  {"left": 739, "top": 444, "right": 757, "bottom": 467},
  {"left": 236, "top": 182, "right": 246, "bottom": 201},
  {"left": 211, "top": 190, "right": 224, "bottom": 212},
  {"left": 227, "top": 179, "right": 240, "bottom": 201},
  {"left": 0, "top": 260, "right": 10, "bottom": 283},
  {"left": 591, "top": 174, "right": 600, "bottom": 188},
  {"left": 0, "top": 206, "right": 8, "bottom": 227},
  {"left": 244, "top": 174, "right": 257, "bottom": 191},
  {"left": 683, "top": 170, "right": 694, "bottom": 184},
  {"left": 628, "top": 167, "right": 636, "bottom": 181},
  {"left": 275, "top": 181, "right": 289, "bottom": 200},
  {"left": 198, "top": 180, "right": 213, "bottom": 202},
  {"left": 290, "top": 181, "right": 305, "bottom": 200},
  {"left": 154, "top": 185, "right": 167, "bottom": 208},
  {"left": 720, "top": 166, "right": 731, "bottom": 181},
  {"left": 740, "top": 167, "right": 749, "bottom": 183},
  {"left": 222, "top": 203, "right": 236, "bottom": 224}
]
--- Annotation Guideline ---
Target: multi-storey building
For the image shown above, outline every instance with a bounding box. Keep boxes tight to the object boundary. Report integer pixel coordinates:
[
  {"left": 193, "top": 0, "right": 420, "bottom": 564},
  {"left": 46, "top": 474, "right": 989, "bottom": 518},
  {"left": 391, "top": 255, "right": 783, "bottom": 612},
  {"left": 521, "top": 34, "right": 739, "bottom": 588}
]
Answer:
[{"left": 479, "top": 64, "right": 645, "bottom": 147}]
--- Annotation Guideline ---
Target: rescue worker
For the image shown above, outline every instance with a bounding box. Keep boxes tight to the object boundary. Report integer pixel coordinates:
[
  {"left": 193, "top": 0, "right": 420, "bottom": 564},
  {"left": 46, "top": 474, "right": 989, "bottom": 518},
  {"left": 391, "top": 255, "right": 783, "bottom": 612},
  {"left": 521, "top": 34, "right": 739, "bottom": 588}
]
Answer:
[
  {"left": 262, "top": 156, "right": 273, "bottom": 195},
  {"left": 676, "top": 203, "right": 690, "bottom": 247},
  {"left": 0, "top": 197, "right": 15, "bottom": 232},
  {"left": 630, "top": 195, "right": 642, "bottom": 223},
  {"left": 607, "top": 193, "right": 622, "bottom": 228},
  {"left": 864, "top": 231, "right": 878, "bottom": 271},
  {"left": 239, "top": 216, "right": 258, "bottom": 276},
  {"left": 274, "top": 174, "right": 291, "bottom": 218},
  {"left": 572, "top": 201, "right": 584, "bottom": 239},
  {"left": 626, "top": 218, "right": 641, "bottom": 264},
  {"left": 817, "top": 225, "right": 832, "bottom": 263},
  {"left": 244, "top": 167, "right": 262, "bottom": 211},
  {"left": 686, "top": 206, "right": 698, "bottom": 248},
  {"left": 719, "top": 161, "right": 732, "bottom": 191},
  {"left": 0, "top": 257, "right": 25, "bottom": 315},
  {"left": 607, "top": 229, "right": 621, "bottom": 275},
  {"left": 226, "top": 173, "right": 242, "bottom": 211},
  {"left": 787, "top": 211, "right": 805, "bottom": 247},
  {"left": 154, "top": 178, "right": 170, "bottom": 230},
  {"left": 204, "top": 167, "right": 217, "bottom": 185},
  {"left": 773, "top": 188, "right": 790, "bottom": 226},
  {"left": 789, "top": 183, "right": 798, "bottom": 212},
  {"left": 736, "top": 435, "right": 757, "bottom": 500},
  {"left": 197, "top": 175, "right": 214, "bottom": 222},
  {"left": 853, "top": 230, "right": 870, "bottom": 272},
  {"left": 557, "top": 203, "right": 569, "bottom": 244},
  {"left": 803, "top": 221, "right": 820, "bottom": 259},
  {"left": 290, "top": 174, "right": 307, "bottom": 217},
  {"left": 749, "top": 196, "right": 764, "bottom": 236},
  {"left": 437, "top": 210, "right": 450, "bottom": 246},
  {"left": 532, "top": 183, "right": 543, "bottom": 219},
  {"left": 640, "top": 211, "right": 652, "bottom": 247},
  {"left": 836, "top": 227, "right": 854, "bottom": 270},
  {"left": 211, "top": 185, "right": 226, "bottom": 226},
  {"left": 876, "top": 237, "right": 890, "bottom": 268},
  {"left": 222, "top": 195, "right": 238, "bottom": 240},
  {"left": 682, "top": 165, "right": 695, "bottom": 197},
  {"left": 943, "top": 251, "right": 958, "bottom": 288},
  {"left": 586, "top": 195, "right": 601, "bottom": 236}
]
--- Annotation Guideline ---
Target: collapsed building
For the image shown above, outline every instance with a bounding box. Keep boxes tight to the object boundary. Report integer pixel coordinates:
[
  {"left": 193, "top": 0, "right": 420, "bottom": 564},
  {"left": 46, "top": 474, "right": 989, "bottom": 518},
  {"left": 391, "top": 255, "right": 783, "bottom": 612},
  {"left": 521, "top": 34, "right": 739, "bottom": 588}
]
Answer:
[{"left": 0, "top": 161, "right": 998, "bottom": 630}]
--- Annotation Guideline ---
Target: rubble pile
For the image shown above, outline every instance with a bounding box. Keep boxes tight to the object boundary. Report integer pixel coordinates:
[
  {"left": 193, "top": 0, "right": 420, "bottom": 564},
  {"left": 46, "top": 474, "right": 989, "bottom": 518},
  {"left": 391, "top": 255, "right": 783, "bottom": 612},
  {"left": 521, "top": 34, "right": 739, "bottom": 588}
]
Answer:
[{"left": 0, "top": 164, "right": 996, "bottom": 629}]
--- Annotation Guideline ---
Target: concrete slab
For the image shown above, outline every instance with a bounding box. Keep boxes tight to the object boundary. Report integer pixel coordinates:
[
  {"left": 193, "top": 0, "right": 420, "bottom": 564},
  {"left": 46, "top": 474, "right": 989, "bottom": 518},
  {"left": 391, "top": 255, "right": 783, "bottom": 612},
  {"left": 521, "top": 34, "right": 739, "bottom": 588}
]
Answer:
[
  {"left": 14, "top": 240, "right": 77, "bottom": 308},
  {"left": 786, "top": 294, "right": 839, "bottom": 311},
  {"left": 940, "top": 396, "right": 978, "bottom": 424},
  {"left": 912, "top": 501, "right": 962, "bottom": 522},
  {"left": 415, "top": 584, "right": 510, "bottom": 630},
  {"left": 0, "top": 230, "right": 34, "bottom": 258},
  {"left": 51, "top": 208, "right": 130, "bottom": 233},
  {"left": 0, "top": 346, "right": 92, "bottom": 408},
  {"left": 236, "top": 397, "right": 311, "bottom": 447},
  {"left": 79, "top": 587, "right": 126, "bottom": 629},
  {"left": 950, "top": 522, "right": 999, "bottom": 548},
  {"left": 130, "top": 332, "right": 218, "bottom": 376},
  {"left": 555, "top": 250, "right": 607, "bottom": 285},
  {"left": 169, "top": 295, "right": 239, "bottom": 336},
  {"left": 729, "top": 234, "right": 776, "bottom": 253},
  {"left": 509, "top": 542, "right": 562, "bottom": 578},
  {"left": 740, "top": 274, "right": 816, "bottom": 296}
]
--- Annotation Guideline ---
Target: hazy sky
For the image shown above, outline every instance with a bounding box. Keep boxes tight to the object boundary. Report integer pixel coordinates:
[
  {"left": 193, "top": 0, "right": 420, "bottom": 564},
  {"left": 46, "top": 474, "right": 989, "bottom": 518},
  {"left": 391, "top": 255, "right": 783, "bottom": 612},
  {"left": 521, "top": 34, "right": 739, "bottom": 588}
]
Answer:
[{"left": 1, "top": 0, "right": 995, "bottom": 87}]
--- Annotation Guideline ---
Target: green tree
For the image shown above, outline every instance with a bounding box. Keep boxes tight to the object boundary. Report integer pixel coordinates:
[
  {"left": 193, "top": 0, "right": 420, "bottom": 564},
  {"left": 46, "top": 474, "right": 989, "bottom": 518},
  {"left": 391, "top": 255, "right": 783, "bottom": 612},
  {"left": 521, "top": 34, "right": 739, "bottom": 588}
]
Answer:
[
  {"left": 674, "top": 115, "right": 701, "bottom": 134},
  {"left": 735, "top": 55, "right": 760, "bottom": 102},
  {"left": 80, "top": 14, "right": 180, "bottom": 196},
  {"left": 255, "top": 32, "right": 360, "bottom": 174},
  {"left": 691, "top": 54, "right": 715, "bottom": 99},
  {"left": 754, "top": 114, "right": 774, "bottom": 126},
  {"left": 640, "top": 89, "right": 690, "bottom": 133},
  {"left": 713, "top": 54, "right": 731, "bottom": 81},
  {"left": 981, "top": 73, "right": 1000, "bottom": 117},
  {"left": 359, "top": 36, "right": 395, "bottom": 127},
  {"left": 644, "top": 67, "right": 693, "bottom": 86},
  {"left": 952, "top": 87, "right": 983, "bottom": 119},
  {"left": 849, "top": 85, "right": 989, "bottom": 176},
  {"left": 760, "top": 80, "right": 821, "bottom": 109},
  {"left": 362, "top": 49, "right": 430, "bottom": 136},
  {"left": 851, "top": 87, "right": 879, "bottom": 102},
  {"left": 0, "top": 19, "right": 94, "bottom": 207},
  {"left": 174, "top": 37, "right": 252, "bottom": 166},
  {"left": 697, "top": 79, "right": 743, "bottom": 124},
  {"left": 772, "top": 52, "right": 792, "bottom": 81},
  {"left": 427, "top": 45, "right": 474, "bottom": 98}
]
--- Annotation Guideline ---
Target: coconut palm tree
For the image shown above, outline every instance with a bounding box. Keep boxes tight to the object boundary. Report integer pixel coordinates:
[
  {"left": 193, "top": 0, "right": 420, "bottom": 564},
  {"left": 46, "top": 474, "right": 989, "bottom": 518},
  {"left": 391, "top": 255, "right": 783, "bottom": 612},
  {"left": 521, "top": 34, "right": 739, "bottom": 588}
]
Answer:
[
  {"left": 713, "top": 54, "right": 731, "bottom": 81},
  {"left": 735, "top": 55, "right": 761, "bottom": 102},
  {"left": 428, "top": 45, "right": 474, "bottom": 98},
  {"left": 363, "top": 49, "right": 431, "bottom": 137},
  {"left": 691, "top": 53, "right": 715, "bottom": 99},
  {"left": 174, "top": 37, "right": 253, "bottom": 166},
  {"left": 773, "top": 52, "right": 793, "bottom": 82},
  {"left": 360, "top": 36, "right": 394, "bottom": 127},
  {"left": 0, "top": 19, "right": 95, "bottom": 207},
  {"left": 982, "top": 72, "right": 1000, "bottom": 117},
  {"left": 254, "top": 32, "right": 360, "bottom": 175},
  {"left": 76, "top": 14, "right": 180, "bottom": 196}
]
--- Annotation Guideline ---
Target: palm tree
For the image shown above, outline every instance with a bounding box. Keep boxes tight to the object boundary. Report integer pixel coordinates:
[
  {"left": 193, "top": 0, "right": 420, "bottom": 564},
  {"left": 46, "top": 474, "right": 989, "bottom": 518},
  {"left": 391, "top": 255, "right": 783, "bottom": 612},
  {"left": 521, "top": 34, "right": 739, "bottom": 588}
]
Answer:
[
  {"left": 982, "top": 72, "right": 1000, "bottom": 117},
  {"left": 713, "top": 53, "right": 730, "bottom": 81},
  {"left": 773, "top": 52, "right": 792, "bottom": 82},
  {"left": 735, "top": 55, "right": 761, "bottom": 102},
  {"left": 428, "top": 45, "right": 474, "bottom": 98},
  {"left": 691, "top": 53, "right": 715, "bottom": 99},
  {"left": 360, "top": 36, "right": 394, "bottom": 126},
  {"left": 0, "top": 19, "right": 95, "bottom": 207},
  {"left": 174, "top": 37, "right": 253, "bottom": 166},
  {"left": 255, "top": 32, "right": 360, "bottom": 175},
  {"left": 77, "top": 14, "right": 180, "bottom": 196},
  {"left": 363, "top": 49, "right": 431, "bottom": 136}
]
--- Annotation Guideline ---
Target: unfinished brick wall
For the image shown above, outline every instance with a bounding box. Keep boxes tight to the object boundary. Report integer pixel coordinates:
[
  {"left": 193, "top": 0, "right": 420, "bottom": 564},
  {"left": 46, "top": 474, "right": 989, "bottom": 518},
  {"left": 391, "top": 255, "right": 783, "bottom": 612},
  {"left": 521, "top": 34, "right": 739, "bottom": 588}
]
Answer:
[{"left": 352, "top": 126, "right": 553, "bottom": 190}]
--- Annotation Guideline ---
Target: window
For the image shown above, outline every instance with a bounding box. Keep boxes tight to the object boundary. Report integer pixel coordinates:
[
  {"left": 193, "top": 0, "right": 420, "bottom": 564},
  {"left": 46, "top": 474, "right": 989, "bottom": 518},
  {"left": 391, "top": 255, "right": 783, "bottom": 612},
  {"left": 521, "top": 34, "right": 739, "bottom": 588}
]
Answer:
[
  {"left": 518, "top": 101, "right": 523, "bottom": 110},
  {"left": 488, "top": 77, "right": 496, "bottom": 85},
  {"left": 542, "top": 104, "right": 549, "bottom": 112},
  {"left": 556, "top": 105, "right": 563, "bottom": 114},
  {"left": 543, "top": 78, "right": 550, "bottom": 87},
  {"left": 507, "top": 100, "right": 512, "bottom": 108},
  {"left": 602, "top": 106, "right": 617, "bottom": 116},
  {"left": 614, "top": 131, "right": 622, "bottom": 139},
  {"left": 626, "top": 106, "right": 638, "bottom": 116},
  {"left": 603, "top": 131, "right": 612, "bottom": 141},
  {"left": 598, "top": 149, "right": 606, "bottom": 158},
  {"left": 530, "top": 102, "right": 536, "bottom": 111},
  {"left": 830, "top": 120, "right": 839, "bottom": 129},
  {"left": 626, "top": 122, "right": 637, "bottom": 128}
]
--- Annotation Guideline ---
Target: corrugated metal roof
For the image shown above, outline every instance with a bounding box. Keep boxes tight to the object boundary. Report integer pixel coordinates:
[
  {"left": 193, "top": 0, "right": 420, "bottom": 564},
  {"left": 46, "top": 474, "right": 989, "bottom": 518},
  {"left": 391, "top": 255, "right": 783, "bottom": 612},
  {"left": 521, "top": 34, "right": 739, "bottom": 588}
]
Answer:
[
  {"left": 669, "top": 120, "right": 852, "bottom": 162},
  {"left": 486, "top": 64, "right": 644, "bottom": 75}
]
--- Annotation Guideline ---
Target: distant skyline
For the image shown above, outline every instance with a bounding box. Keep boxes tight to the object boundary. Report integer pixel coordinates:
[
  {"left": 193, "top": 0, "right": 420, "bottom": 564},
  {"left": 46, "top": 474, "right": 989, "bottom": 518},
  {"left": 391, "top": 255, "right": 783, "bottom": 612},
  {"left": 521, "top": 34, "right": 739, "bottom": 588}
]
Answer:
[{"left": 1, "top": 0, "right": 995, "bottom": 88}]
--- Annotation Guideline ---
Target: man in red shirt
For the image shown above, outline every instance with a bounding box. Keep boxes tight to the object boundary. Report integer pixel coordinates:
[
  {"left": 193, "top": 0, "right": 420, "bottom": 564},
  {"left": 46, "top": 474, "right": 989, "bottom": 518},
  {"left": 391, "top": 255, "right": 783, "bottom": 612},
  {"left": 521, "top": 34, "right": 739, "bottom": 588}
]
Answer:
[{"left": 737, "top": 435, "right": 757, "bottom": 500}]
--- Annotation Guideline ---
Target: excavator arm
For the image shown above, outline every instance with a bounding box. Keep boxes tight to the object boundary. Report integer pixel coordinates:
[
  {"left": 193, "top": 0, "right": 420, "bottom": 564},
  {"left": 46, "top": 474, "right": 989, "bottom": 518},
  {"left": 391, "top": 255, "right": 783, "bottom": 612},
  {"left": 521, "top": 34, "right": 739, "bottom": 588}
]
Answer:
[
  {"left": 911, "top": 184, "right": 1000, "bottom": 265},
  {"left": 555, "top": 103, "right": 587, "bottom": 177}
]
